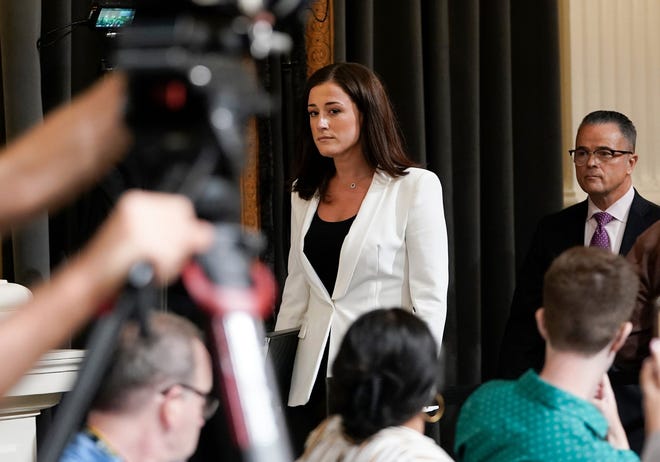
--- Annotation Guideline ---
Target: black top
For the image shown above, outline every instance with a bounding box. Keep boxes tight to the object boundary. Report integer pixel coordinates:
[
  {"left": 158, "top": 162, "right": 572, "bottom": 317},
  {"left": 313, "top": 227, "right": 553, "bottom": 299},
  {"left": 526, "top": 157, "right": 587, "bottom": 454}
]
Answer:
[{"left": 304, "top": 212, "right": 356, "bottom": 295}]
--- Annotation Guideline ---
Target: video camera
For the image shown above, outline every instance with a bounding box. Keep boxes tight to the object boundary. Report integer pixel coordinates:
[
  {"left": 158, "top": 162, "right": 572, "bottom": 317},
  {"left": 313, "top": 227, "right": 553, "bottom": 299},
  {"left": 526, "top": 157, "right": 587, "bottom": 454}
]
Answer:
[{"left": 104, "top": 0, "right": 299, "bottom": 203}]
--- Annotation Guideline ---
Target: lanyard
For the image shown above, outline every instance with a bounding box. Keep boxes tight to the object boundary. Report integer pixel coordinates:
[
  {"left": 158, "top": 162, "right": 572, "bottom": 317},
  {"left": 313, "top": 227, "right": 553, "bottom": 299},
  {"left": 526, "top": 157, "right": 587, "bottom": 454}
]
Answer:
[{"left": 84, "top": 425, "right": 122, "bottom": 460}]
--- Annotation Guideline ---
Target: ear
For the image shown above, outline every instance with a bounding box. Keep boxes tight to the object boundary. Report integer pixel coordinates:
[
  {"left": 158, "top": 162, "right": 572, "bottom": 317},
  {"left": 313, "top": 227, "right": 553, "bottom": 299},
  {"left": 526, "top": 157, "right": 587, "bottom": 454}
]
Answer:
[
  {"left": 535, "top": 308, "right": 548, "bottom": 342},
  {"left": 159, "top": 387, "right": 182, "bottom": 430},
  {"left": 610, "top": 321, "right": 633, "bottom": 354},
  {"left": 627, "top": 153, "right": 638, "bottom": 173}
]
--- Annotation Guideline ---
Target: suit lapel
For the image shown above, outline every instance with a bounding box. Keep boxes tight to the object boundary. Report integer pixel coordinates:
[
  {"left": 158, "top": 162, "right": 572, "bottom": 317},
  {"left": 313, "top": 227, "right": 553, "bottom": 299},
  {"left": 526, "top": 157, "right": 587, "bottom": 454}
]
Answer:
[
  {"left": 332, "top": 171, "right": 391, "bottom": 300},
  {"left": 566, "top": 200, "right": 588, "bottom": 248},
  {"left": 621, "top": 190, "right": 650, "bottom": 255}
]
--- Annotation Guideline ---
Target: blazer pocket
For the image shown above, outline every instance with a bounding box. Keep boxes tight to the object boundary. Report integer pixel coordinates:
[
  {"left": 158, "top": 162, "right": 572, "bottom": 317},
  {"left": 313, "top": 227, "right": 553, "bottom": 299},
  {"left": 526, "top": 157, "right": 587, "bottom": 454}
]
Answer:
[
  {"left": 298, "top": 321, "right": 308, "bottom": 339},
  {"left": 372, "top": 244, "right": 382, "bottom": 302}
]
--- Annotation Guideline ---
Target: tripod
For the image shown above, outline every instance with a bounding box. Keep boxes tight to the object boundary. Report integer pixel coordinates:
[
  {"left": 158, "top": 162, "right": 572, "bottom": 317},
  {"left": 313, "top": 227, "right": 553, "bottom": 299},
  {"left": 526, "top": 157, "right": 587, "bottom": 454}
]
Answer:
[{"left": 38, "top": 174, "right": 293, "bottom": 462}]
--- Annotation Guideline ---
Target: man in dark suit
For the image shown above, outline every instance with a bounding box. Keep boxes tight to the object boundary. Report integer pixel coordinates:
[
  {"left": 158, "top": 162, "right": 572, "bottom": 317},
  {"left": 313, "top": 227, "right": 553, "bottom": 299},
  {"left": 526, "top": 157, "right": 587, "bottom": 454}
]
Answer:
[{"left": 498, "top": 110, "right": 660, "bottom": 453}]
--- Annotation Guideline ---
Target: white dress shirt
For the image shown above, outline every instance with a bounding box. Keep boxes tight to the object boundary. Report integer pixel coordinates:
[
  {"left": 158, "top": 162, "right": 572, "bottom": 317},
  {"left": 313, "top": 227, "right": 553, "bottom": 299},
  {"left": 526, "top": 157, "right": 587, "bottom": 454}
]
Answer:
[{"left": 584, "top": 186, "right": 634, "bottom": 253}]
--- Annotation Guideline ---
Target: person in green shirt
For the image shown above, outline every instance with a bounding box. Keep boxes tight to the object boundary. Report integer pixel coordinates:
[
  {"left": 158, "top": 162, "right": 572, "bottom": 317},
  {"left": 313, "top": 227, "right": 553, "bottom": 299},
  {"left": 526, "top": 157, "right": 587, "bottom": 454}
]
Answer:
[{"left": 455, "top": 246, "right": 640, "bottom": 461}]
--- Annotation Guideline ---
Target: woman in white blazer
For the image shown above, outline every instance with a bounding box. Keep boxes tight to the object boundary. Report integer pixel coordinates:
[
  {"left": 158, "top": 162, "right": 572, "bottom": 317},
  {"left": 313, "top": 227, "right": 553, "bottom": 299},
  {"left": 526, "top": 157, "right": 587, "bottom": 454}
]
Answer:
[{"left": 275, "top": 62, "right": 448, "bottom": 453}]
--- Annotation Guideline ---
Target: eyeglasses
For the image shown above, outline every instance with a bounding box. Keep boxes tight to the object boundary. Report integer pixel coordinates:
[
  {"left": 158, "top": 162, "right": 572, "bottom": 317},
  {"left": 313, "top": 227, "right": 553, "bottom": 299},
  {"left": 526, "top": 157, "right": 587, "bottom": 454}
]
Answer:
[
  {"left": 162, "top": 383, "right": 219, "bottom": 420},
  {"left": 568, "top": 148, "right": 633, "bottom": 166}
]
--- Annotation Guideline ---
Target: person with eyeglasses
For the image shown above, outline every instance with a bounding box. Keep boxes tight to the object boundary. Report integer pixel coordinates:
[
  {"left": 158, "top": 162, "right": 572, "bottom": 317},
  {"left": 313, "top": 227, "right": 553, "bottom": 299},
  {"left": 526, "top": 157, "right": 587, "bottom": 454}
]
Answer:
[
  {"left": 498, "top": 110, "right": 660, "bottom": 454},
  {"left": 59, "top": 312, "right": 216, "bottom": 462}
]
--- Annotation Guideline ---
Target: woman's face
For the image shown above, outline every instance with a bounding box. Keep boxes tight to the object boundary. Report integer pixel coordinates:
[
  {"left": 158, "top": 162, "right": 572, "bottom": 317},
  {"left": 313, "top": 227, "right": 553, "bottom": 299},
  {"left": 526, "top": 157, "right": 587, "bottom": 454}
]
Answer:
[{"left": 307, "top": 82, "right": 363, "bottom": 160}]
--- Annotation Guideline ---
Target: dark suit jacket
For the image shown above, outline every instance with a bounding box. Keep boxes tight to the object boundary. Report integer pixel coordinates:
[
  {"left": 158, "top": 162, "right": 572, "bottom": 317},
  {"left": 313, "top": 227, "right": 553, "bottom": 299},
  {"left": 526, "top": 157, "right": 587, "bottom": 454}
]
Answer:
[
  {"left": 499, "top": 190, "right": 660, "bottom": 378},
  {"left": 497, "top": 190, "right": 660, "bottom": 453}
]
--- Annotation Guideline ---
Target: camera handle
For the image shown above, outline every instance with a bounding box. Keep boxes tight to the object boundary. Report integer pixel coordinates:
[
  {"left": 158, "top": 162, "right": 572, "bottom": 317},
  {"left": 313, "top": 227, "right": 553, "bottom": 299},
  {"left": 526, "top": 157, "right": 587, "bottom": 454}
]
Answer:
[{"left": 183, "top": 222, "right": 293, "bottom": 462}]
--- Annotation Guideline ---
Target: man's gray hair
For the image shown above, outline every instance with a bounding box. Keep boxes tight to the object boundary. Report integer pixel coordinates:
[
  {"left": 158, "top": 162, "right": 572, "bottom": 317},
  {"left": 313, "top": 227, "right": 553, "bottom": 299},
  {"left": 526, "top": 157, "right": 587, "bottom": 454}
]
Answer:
[
  {"left": 92, "top": 311, "right": 205, "bottom": 411},
  {"left": 579, "top": 110, "right": 637, "bottom": 150}
]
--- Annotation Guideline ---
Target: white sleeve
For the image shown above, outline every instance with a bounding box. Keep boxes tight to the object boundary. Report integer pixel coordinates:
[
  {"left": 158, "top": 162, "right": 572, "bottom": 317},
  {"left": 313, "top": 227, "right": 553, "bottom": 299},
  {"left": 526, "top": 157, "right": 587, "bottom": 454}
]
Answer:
[
  {"left": 406, "top": 170, "right": 448, "bottom": 352},
  {"left": 274, "top": 192, "right": 311, "bottom": 331}
]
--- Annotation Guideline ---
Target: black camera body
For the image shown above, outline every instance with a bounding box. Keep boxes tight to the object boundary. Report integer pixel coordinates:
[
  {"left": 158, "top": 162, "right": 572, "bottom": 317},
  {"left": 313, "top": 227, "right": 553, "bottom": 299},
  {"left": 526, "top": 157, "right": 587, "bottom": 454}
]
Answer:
[{"left": 108, "top": 0, "right": 301, "bottom": 219}]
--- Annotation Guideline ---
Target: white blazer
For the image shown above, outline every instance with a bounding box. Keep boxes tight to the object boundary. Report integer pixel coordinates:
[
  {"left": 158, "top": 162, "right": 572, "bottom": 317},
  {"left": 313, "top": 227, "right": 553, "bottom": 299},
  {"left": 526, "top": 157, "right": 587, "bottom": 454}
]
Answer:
[{"left": 275, "top": 167, "right": 448, "bottom": 406}]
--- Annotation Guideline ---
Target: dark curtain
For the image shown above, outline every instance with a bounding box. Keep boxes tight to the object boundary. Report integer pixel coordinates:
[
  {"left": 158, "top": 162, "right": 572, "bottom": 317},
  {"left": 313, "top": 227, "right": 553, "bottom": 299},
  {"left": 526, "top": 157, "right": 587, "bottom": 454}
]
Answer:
[
  {"left": 339, "top": 0, "right": 563, "bottom": 381},
  {"left": 260, "top": 0, "right": 563, "bottom": 454},
  {"left": 46, "top": 0, "right": 111, "bottom": 271}
]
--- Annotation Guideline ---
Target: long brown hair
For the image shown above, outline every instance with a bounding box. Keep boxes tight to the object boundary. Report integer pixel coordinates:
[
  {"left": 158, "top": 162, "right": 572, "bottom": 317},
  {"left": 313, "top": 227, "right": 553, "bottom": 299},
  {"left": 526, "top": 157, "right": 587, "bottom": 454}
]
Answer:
[{"left": 292, "top": 62, "right": 417, "bottom": 201}]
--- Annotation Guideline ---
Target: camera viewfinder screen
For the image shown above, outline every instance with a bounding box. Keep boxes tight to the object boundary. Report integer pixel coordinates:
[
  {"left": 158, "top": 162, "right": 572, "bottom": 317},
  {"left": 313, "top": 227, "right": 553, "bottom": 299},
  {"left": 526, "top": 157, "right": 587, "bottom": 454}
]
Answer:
[{"left": 96, "top": 8, "right": 135, "bottom": 28}]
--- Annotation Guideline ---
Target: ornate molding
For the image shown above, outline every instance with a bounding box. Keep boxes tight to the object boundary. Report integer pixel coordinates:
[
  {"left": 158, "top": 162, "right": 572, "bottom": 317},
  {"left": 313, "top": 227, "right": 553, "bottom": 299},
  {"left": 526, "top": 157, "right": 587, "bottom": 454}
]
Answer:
[
  {"left": 305, "top": 0, "right": 333, "bottom": 76},
  {"left": 241, "top": 117, "right": 260, "bottom": 231}
]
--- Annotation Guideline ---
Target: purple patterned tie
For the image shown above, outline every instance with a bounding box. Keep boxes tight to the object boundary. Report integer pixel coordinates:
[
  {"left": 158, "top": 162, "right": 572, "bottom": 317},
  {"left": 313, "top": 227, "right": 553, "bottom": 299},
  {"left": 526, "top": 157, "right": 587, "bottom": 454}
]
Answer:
[{"left": 589, "top": 212, "right": 614, "bottom": 250}]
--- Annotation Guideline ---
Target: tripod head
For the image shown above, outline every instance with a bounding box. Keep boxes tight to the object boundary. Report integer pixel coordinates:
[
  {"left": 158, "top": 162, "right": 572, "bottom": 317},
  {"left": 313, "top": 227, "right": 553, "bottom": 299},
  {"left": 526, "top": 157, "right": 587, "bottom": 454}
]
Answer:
[{"left": 112, "top": 0, "right": 297, "bottom": 207}]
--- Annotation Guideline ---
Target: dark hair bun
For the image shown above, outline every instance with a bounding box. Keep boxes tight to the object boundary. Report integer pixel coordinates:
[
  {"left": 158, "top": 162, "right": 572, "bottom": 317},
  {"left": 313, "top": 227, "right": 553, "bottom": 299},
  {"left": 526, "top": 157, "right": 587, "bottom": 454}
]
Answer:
[{"left": 332, "top": 308, "right": 438, "bottom": 441}]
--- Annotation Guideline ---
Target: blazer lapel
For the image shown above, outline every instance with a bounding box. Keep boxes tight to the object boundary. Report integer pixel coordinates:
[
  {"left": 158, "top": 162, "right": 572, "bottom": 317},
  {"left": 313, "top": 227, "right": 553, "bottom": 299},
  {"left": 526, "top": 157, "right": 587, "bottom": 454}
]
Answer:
[
  {"left": 297, "top": 194, "right": 330, "bottom": 299},
  {"left": 332, "top": 171, "right": 391, "bottom": 300}
]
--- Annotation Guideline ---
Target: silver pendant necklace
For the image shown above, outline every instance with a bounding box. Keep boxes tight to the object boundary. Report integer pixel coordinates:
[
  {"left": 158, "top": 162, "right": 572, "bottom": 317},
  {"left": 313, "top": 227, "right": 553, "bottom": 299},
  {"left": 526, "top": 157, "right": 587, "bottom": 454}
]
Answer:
[{"left": 347, "top": 173, "right": 372, "bottom": 190}]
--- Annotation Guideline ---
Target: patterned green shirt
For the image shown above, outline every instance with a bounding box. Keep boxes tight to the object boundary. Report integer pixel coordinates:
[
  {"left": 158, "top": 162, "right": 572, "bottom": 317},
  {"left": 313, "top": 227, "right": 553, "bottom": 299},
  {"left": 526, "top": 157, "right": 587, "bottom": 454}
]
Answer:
[{"left": 454, "top": 370, "right": 640, "bottom": 461}]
